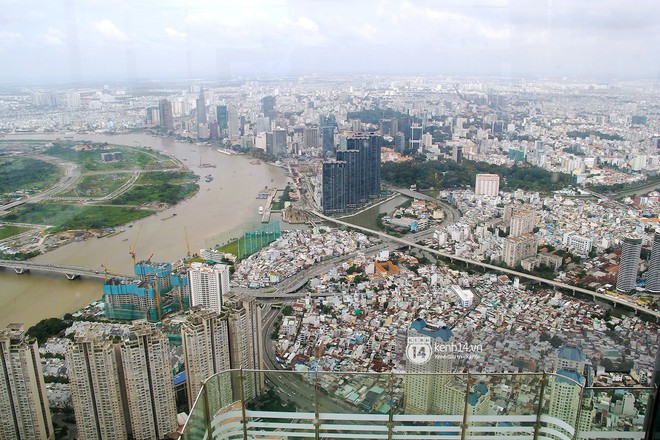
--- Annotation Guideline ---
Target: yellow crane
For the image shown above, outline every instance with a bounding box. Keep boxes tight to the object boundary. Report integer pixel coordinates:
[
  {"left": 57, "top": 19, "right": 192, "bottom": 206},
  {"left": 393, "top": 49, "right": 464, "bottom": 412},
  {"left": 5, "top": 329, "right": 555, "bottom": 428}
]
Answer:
[
  {"left": 154, "top": 280, "right": 162, "bottom": 321},
  {"left": 129, "top": 224, "right": 143, "bottom": 265},
  {"left": 100, "top": 264, "right": 123, "bottom": 281},
  {"left": 184, "top": 226, "right": 191, "bottom": 259}
]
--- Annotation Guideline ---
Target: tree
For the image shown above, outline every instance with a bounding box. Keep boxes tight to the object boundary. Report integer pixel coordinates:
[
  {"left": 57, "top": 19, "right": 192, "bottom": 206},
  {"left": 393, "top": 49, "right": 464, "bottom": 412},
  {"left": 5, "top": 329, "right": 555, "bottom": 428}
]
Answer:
[
  {"left": 26, "top": 318, "right": 69, "bottom": 344},
  {"left": 282, "top": 305, "right": 293, "bottom": 316},
  {"left": 549, "top": 335, "right": 564, "bottom": 348}
]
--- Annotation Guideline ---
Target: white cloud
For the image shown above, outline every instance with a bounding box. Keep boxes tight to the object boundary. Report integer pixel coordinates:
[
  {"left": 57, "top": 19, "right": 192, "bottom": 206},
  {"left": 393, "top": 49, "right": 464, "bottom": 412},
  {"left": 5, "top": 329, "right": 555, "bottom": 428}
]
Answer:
[
  {"left": 293, "top": 16, "right": 319, "bottom": 33},
  {"left": 43, "top": 28, "right": 65, "bottom": 46},
  {"left": 165, "top": 27, "right": 187, "bottom": 39},
  {"left": 0, "top": 31, "right": 23, "bottom": 50},
  {"left": 94, "top": 19, "right": 129, "bottom": 43},
  {"left": 290, "top": 16, "right": 326, "bottom": 47}
]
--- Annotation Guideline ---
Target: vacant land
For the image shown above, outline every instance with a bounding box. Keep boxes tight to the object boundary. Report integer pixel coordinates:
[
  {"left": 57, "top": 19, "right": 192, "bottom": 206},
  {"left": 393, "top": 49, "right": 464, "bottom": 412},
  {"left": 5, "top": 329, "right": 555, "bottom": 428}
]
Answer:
[
  {"left": 44, "top": 141, "right": 177, "bottom": 172},
  {"left": 0, "top": 225, "right": 30, "bottom": 240},
  {"left": 0, "top": 156, "right": 62, "bottom": 194},
  {"left": 56, "top": 173, "right": 132, "bottom": 198},
  {"left": 111, "top": 171, "right": 198, "bottom": 206},
  {"left": 3, "top": 203, "right": 152, "bottom": 231}
]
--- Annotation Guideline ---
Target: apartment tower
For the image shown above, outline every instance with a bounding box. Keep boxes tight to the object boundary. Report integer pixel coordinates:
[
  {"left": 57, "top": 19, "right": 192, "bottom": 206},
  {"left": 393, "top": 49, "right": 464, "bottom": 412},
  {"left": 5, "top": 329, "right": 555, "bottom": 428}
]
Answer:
[
  {"left": 616, "top": 236, "right": 642, "bottom": 293},
  {"left": 0, "top": 324, "right": 54, "bottom": 440}
]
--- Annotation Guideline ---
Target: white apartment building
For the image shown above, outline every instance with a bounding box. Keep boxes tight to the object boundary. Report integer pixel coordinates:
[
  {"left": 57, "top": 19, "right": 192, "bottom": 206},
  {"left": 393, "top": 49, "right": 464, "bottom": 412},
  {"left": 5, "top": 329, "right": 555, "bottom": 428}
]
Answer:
[
  {"left": 189, "top": 262, "right": 230, "bottom": 314},
  {"left": 450, "top": 285, "right": 474, "bottom": 308},
  {"left": 120, "top": 321, "right": 178, "bottom": 440},
  {"left": 67, "top": 323, "right": 178, "bottom": 440},
  {"left": 66, "top": 333, "right": 127, "bottom": 440},
  {"left": 509, "top": 210, "right": 535, "bottom": 237},
  {"left": 503, "top": 233, "right": 537, "bottom": 268},
  {"left": 568, "top": 235, "right": 593, "bottom": 255},
  {"left": 0, "top": 324, "right": 54, "bottom": 440},
  {"left": 474, "top": 173, "right": 500, "bottom": 196},
  {"left": 181, "top": 307, "right": 232, "bottom": 409}
]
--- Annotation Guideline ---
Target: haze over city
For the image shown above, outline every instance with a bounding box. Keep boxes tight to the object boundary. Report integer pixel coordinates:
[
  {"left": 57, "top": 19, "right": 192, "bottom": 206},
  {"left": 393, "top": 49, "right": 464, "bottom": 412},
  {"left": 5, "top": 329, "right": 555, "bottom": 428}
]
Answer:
[
  {"left": 1, "top": 0, "right": 659, "bottom": 83},
  {"left": 1, "top": 1, "right": 660, "bottom": 439}
]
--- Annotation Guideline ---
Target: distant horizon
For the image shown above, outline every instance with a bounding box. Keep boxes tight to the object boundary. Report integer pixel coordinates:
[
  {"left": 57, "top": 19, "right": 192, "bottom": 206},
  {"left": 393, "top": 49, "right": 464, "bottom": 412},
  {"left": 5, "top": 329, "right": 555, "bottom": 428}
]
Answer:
[
  {"left": 1, "top": 0, "right": 658, "bottom": 85},
  {"left": 2, "top": 73, "right": 660, "bottom": 90}
]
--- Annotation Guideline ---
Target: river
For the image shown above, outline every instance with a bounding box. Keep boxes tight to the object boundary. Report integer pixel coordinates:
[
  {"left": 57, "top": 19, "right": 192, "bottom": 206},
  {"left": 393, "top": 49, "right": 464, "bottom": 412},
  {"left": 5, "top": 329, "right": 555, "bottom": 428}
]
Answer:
[
  {"left": 339, "top": 195, "right": 409, "bottom": 230},
  {"left": 0, "top": 133, "right": 288, "bottom": 328}
]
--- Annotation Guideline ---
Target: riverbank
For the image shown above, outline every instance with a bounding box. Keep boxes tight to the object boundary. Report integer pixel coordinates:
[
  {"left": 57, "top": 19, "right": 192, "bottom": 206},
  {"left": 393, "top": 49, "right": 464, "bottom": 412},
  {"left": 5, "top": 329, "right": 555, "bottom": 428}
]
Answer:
[{"left": 0, "top": 132, "right": 288, "bottom": 328}]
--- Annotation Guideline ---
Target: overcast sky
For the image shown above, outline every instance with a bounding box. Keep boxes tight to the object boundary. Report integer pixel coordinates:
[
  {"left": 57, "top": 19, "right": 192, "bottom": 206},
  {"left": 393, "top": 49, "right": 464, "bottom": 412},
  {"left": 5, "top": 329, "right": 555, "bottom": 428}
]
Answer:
[{"left": 1, "top": 0, "right": 659, "bottom": 83}]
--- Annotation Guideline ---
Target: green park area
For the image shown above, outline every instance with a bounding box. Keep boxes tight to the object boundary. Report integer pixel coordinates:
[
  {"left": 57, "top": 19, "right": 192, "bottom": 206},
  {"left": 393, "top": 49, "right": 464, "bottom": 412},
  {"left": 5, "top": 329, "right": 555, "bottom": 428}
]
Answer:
[
  {"left": 3, "top": 203, "right": 152, "bottom": 232},
  {"left": 0, "top": 225, "right": 30, "bottom": 240},
  {"left": 0, "top": 156, "right": 62, "bottom": 194},
  {"left": 0, "top": 140, "right": 199, "bottom": 235},
  {"left": 381, "top": 158, "right": 572, "bottom": 193},
  {"left": 57, "top": 173, "right": 132, "bottom": 198},
  {"left": 110, "top": 171, "right": 198, "bottom": 206},
  {"left": 44, "top": 141, "right": 177, "bottom": 172}
]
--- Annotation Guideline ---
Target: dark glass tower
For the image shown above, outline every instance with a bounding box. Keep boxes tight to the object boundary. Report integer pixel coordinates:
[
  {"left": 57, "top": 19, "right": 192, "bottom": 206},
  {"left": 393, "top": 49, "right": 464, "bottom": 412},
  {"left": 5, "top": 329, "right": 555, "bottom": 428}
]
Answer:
[
  {"left": 322, "top": 133, "right": 381, "bottom": 213},
  {"left": 216, "top": 105, "right": 228, "bottom": 131},
  {"left": 322, "top": 161, "right": 346, "bottom": 213},
  {"left": 158, "top": 99, "right": 174, "bottom": 132},
  {"left": 321, "top": 115, "right": 337, "bottom": 157}
]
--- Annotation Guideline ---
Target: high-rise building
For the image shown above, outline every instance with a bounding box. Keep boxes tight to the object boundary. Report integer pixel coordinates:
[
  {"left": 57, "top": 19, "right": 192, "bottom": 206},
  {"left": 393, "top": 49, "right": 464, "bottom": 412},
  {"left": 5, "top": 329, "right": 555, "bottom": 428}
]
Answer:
[
  {"left": 181, "top": 307, "right": 232, "bottom": 409},
  {"left": 509, "top": 210, "right": 535, "bottom": 237},
  {"left": 452, "top": 145, "right": 463, "bottom": 163},
  {"left": 0, "top": 324, "right": 54, "bottom": 440},
  {"left": 223, "top": 294, "right": 263, "bottom": 400},
  {"left": 255, "top": 117, "right": 270, "bottom": 135},
  {"left": 503, "top": 233, "right": 537, "bottom": 268},
  {"left": 181, "top": 296, "right": 263, "bottom": 416},
  {"left": 189, "top": 262, "right": 230, "bottom": 314},
  {"left": 66, "top": 333, "right": 127, "bottom": 440},
  {"left": 321, "top": 126, "right": 336, "bottom": 157},
  {"left": 380, "top": 119, "right": 392, "bottom": 136},
  {"left": 120, "top": 321, "right": 177, "bottom": 440},
  {"left": 410, "top": 124, "right": 423, "bottom": 153},
  {"left": 262, "top": 95, "right": 276, "bottom": 117},
  {"left": 303, "top": 126, "right": 320, "bottom": 149},
  {"left": 646, "top": 231, "right": 660, "bottom": 293},
  {"left": 321, "top": 115, "right": 337, "bottom": 157},
  {"left": 322, "top": 133, "right": 381, "bottom": 213},
  {"left": 216, "top": 105, "right": 228, "bottom": 131},
  {"left": 394, "top": 132, "right": 405, "bottom": 153},
  {"left": 404, "top": 319, "right": 489, "bottom": 417},
  {"left": 145, "top": 106, "right": 160, "bottom": 126},
  {"left": 158, "top": 99, "right": 174, "bottom": 132},
  {"left": 196, "top": 89, "right": 207, "bottom": 126},
  {"left": 228, "top": 107, "right": 240, "bottom": 141},
  {"left": 266, "top": 132, "right": 274, "bottom": 156},
  {"left": 616, "top": 236, "right": 642, "bottom": 293},
  {"left": 548, "top": 346, "right": 594, "bottom": 435},
  {"left": 321, "top": 161, "right": 346, "bottom": 213},
  {"left": 273, "top": 127, "right": 288, "bottom": 156},
  {"left": 67, "top": 324, "right": 177, "bottom": 440},
  {"left": 474, "top": 174, "right": 500, "bottom": 196}
]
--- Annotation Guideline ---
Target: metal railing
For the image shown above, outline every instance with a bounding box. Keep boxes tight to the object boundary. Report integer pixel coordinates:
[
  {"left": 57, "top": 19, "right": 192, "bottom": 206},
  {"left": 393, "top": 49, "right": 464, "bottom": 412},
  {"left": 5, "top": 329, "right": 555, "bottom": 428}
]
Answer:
[{"left": 180, "top": 369, "right": 655, "bottom": 440}]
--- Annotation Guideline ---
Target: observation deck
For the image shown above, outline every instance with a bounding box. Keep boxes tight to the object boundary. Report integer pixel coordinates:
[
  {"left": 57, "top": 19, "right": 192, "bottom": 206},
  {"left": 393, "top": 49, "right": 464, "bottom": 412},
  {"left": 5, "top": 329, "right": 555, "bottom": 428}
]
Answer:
[{"left": 180, "top": 369, "right": 655, "bottom": 440}]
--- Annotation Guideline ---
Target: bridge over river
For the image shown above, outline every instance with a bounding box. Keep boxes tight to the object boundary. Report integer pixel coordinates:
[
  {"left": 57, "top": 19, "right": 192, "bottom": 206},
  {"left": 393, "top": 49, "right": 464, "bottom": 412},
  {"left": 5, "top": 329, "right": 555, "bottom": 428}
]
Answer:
[{"left": 0, "top": 260, "right": 131, "bottom": 280}]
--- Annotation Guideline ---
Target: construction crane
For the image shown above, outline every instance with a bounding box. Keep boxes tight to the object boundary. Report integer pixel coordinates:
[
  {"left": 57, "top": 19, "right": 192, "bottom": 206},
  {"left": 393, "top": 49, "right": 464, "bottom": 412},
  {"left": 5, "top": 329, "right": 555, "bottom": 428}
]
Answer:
[
  {"left": 154, "top": 280, "right": 162, "bottom": 321},
  {"left": 184, "top": 226, "right": 191, "bottom": 259},
  {"left": 129, "top": 224, "right": 143, "bottom": 265},
  {"left": 100, "top": 264, "right": 123, "bottom": 281}
]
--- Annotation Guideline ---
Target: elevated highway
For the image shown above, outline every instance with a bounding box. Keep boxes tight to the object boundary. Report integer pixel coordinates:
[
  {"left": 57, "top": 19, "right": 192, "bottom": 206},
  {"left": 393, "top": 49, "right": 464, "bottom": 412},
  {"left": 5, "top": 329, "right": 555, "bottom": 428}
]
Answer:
[{"left": 310, "top": 209, "right": 660, "bottom": 321}]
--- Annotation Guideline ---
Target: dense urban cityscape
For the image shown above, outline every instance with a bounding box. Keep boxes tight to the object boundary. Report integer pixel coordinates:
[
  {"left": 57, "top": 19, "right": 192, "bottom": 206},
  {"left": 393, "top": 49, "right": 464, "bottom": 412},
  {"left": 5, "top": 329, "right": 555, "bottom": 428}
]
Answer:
[{"left": 0, "top": 1, "right": 659, "bottom": 439}]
